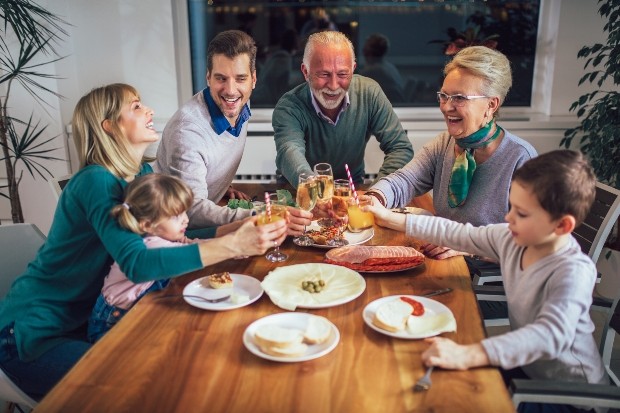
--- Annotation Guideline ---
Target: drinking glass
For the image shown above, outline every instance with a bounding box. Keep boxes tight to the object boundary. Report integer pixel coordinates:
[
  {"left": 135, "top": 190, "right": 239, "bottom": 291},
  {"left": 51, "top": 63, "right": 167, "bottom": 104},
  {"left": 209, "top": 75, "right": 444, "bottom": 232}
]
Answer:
[
  {"left": 293, "top": 173, "right": 319, "bottom": 246},
  {"left": 327, "top": 195, "right": 349, "bottom": 247},
  {"left": 256, "top": 193, "right": 288, "bottom": 262},
  {"left": 347, "top": 194, "right": 375, "bottom": 232},
  {"left": 313, "top": 163, "right": 334, "bottom": 203},
  {"left": 333, "top": 179, "right": 352, "bottom": 199}
]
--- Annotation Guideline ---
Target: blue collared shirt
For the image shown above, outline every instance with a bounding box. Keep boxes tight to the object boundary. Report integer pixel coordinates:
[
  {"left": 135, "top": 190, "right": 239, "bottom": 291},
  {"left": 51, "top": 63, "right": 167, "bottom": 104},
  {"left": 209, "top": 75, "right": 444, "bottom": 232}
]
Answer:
[
  {"left": 203, "top": 87, "right": 251, "bottom": 137},
  {"left": 309, "top": 89, "right": 350, "bottom": 126}
]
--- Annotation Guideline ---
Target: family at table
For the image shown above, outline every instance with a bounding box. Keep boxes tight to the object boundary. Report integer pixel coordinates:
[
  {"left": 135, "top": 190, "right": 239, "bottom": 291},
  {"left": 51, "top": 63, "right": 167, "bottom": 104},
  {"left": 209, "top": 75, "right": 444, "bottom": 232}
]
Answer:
[{"left": 0, "top": 28, "right": 607, "bottom": 413}]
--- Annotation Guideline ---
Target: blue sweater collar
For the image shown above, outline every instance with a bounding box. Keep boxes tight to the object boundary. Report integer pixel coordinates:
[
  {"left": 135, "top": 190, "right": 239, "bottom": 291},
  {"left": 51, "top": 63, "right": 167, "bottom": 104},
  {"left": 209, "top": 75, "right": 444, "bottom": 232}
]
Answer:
[{"left": 203, "top": 87, "right": 251, "bottom": 137}]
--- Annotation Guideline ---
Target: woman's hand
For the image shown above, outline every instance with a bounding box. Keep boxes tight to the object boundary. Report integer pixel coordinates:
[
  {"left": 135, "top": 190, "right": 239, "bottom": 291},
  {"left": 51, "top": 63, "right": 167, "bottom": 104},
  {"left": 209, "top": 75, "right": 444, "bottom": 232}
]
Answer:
[
  {"left": 421, "top": 337, "right": 489, "bottom": 370},
  {"left": 286, "top": 207, "right": 313, "bottom": 236},
  {"left": 229, "top": 216, "right": 288, "bottom": 256},
  {"left": 419, "top": 243, "right": 466, "bottom": 260}
]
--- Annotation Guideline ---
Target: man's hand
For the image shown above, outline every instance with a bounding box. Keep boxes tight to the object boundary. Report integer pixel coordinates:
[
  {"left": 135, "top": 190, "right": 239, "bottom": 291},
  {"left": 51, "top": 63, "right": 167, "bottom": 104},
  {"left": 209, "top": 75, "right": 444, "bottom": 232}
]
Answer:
[
  {"left": 286, "top": 207, "right": 313, "bottom": 236},
  {"left": 226, "top": 185, "right": 250, "bottom": 200}
]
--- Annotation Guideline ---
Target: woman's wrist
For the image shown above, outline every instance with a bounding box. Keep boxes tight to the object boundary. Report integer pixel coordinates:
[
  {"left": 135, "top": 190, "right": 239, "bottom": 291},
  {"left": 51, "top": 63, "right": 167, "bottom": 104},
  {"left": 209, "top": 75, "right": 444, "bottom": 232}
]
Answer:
[{"left": 365, "top": 190, "right": 387, "bottom": 207}]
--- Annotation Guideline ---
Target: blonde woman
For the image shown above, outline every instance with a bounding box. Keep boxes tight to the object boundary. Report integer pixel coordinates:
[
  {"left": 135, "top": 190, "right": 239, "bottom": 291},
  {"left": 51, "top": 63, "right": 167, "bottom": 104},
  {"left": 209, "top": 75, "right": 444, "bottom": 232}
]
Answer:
[{"left": 0, "top": 84, "right": 287, "bottom": 400}]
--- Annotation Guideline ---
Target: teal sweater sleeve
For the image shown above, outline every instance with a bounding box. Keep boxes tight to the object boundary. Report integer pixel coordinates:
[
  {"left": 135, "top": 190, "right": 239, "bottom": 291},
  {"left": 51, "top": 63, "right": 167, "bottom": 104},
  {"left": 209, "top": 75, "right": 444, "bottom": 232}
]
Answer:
[
  {"left": 0, "top": 164, "right": 203, "bottom": 361},
  {"left": 273, "top": 75, "right": 413, "bottom": 187}
]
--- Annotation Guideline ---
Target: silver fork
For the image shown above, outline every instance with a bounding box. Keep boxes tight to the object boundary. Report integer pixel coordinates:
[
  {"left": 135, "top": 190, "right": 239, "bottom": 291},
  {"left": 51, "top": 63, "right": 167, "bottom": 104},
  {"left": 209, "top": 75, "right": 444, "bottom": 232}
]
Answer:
[
  {"left": 155, "top": 294, "right": 231, "bottom": 303},
  {"left": 413, "top": 366, "right": 434, "bottom": 392}
]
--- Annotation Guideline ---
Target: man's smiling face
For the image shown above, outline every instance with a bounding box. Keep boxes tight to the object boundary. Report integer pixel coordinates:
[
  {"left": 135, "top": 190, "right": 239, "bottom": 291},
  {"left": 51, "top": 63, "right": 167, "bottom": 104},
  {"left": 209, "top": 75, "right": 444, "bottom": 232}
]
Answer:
[{"left": 207, "top": 53, "right": 256, "bottom": 125}]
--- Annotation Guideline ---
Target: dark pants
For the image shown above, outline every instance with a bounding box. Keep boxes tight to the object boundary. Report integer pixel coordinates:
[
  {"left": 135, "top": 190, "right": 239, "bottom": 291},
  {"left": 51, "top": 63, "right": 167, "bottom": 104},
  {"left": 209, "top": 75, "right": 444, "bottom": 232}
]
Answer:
[{"left": 0, "top": 322, "right": 91, "bottom": 401}]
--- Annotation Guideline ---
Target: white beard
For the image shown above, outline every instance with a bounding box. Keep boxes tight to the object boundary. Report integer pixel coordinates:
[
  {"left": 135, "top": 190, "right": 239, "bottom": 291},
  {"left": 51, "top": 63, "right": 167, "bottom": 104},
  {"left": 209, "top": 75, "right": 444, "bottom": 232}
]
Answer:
[{"left": 311, "top": 85, "right": 346, "bottom": 110}]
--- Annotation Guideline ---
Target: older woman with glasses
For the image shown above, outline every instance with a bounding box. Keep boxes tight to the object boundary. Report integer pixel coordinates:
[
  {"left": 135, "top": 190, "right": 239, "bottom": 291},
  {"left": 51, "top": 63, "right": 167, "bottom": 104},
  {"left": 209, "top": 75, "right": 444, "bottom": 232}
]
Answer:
[{"left": 366, "top": 46, "right": 537, "bottom": 260}]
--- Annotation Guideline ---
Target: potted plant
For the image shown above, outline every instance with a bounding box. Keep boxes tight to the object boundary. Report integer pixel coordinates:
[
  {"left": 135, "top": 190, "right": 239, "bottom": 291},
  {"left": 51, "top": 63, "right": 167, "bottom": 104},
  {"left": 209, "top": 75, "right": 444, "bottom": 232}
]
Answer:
[
  {"left": 0, "top": 0, "right": 67, "bottom": 223},
  {"left": 561, "top": 0, "right": 620, "bottom": 250}
]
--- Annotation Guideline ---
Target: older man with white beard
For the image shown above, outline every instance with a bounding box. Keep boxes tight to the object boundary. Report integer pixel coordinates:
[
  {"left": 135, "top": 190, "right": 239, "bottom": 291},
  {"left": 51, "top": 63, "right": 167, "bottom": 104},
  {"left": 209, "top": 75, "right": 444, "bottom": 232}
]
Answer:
[{"left": 272, "top": 31, "right": 413, "bottom": 188}]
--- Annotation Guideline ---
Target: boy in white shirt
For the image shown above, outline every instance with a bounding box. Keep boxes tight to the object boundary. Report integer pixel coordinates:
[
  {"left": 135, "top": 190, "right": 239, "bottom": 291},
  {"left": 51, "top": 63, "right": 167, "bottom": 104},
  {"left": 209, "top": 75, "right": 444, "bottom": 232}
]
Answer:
[{"left": 366, "top": 150, "right": 606, "bottom": 413}]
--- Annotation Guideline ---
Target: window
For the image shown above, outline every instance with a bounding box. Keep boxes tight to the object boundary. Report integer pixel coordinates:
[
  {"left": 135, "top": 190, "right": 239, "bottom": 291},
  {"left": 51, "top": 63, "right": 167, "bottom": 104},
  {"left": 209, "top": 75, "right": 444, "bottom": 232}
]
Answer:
[{"left": 187, "top": 0, "right": 540, "bottom": 108}]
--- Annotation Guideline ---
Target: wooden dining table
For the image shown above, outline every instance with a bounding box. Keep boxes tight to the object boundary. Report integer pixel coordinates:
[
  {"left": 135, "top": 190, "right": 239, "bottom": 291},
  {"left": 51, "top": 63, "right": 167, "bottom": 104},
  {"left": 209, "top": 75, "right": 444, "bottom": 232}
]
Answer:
[{"left": 35, "top": 184, "right": 515, "bottom": 413}]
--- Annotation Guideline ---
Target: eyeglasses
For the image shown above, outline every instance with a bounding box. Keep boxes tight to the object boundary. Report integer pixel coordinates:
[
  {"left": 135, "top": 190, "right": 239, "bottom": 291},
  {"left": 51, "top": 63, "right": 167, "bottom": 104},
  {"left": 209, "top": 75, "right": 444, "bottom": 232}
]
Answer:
[{"left": 436, "top": 92, "right": 489, "bottom": 107}]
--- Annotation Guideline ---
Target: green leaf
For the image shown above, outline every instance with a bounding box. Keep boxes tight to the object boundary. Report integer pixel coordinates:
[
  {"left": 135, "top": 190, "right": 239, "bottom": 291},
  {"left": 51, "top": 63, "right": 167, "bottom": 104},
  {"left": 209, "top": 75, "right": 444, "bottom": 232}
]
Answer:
[{"left": 276, "top": 189, "right": 296, "bottom": 207}]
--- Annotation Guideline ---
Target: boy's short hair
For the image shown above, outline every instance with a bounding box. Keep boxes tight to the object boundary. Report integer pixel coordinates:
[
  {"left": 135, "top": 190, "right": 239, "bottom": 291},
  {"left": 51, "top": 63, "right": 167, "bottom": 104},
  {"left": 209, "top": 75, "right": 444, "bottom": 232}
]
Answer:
[{"left": 512, "top": 150, "right": 596, "bottom": 226}]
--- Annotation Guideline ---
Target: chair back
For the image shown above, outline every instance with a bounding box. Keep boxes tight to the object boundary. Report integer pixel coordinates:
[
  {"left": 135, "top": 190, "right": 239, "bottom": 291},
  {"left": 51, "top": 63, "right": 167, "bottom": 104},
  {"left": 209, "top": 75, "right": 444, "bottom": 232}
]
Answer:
[
  {"left": 573, "top": 181, "right": 620, "bottom": 264},
  {"left": 0, "top": 223, "right": 46, "bottom": 299},
  {"left": 0, "top": 223, "right": 43, "bottom": 409},
  {"left": 48, "top": 174, "right": 72, "bottom": 200},
  {"left": 601, "top": 295, "right": 620, "bottom": 386}
]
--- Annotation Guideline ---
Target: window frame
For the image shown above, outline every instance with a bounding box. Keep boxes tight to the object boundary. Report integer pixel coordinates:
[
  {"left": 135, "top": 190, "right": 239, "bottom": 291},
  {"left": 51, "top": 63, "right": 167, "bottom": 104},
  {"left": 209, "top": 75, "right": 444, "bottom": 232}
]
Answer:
[{"left": 171, "top": 0, "right": 558, "bottom": 121}]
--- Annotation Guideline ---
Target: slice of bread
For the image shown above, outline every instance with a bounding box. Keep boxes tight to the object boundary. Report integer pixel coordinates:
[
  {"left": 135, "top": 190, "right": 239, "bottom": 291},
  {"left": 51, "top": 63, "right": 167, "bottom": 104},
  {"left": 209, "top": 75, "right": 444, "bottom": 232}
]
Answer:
[
  {"left": 254, "top": 324, "right": 304, "bottom": 350},
  {"left": 260, "top": 342, "right": 309, "bottom": 358},
  {"left": 373, "top": 299, "right": 414, "bottom": 332},
  {"left": 303, "top": 316, "right": 332, "bottom": 345},
  {"left": 207, "top": 272, "right": 233, "bottom": 289}
]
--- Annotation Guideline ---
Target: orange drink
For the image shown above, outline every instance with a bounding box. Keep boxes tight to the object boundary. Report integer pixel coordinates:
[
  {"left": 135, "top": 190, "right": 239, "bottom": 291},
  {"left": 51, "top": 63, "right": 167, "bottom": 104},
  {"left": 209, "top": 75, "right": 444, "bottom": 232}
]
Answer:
[
  {"left": 347, "top": 195, "right": 375, "bottom": 232},
  {"left": 256, "top": 205, "right": 287, "bottom": 226}
]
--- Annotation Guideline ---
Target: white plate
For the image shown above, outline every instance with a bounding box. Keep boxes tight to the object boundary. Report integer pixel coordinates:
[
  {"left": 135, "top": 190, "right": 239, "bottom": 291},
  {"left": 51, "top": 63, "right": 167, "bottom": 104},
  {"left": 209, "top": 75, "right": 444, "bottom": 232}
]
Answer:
[
  {"left": 261, "top": 263, "right": 366, "bottom": 310},
  {"left": 363, "top": 295, "right": 456, "bottom": 339},
  {"left": 243, "top": 313, "right": 340, "bottom": 362},
  {"left": 304, "top": 221, "right": 374, "bottom": 249},
  {"left": 390, "top": 207, "right": 433, "bottom": 216},
  {"left": 183, "top": 274, "right": 263, "bottom": 311}
]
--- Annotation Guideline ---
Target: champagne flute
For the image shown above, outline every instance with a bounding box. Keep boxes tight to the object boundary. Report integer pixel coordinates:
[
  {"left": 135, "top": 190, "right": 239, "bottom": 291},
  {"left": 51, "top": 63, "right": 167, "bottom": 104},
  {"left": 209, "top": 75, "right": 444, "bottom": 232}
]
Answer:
[
  {"left": 327, "top": 195, "right": 349, "bottom": 247},
  {"left": 293, "top": 172, "right": 319, "bottom": 246},
  {"left": 256, "top": 193, "right": 288, "bottom": 262},
  {"left": 313, "top": 163, "right": 334, "bottom": 202}
]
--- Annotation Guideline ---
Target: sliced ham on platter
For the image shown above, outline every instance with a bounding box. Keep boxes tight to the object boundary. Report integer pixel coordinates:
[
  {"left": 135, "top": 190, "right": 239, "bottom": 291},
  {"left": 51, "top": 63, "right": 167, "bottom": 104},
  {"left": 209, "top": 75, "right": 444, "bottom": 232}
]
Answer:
[{"left": 324, "top": 246, "right": 425, "bottom": 273}]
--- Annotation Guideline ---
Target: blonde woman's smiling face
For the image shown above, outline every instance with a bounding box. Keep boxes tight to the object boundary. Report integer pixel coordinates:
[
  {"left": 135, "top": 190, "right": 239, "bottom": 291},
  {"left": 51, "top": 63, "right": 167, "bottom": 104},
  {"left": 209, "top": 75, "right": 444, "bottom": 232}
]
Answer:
[{"left": 116, "top": 94, "right": 158, "bottom": 147}]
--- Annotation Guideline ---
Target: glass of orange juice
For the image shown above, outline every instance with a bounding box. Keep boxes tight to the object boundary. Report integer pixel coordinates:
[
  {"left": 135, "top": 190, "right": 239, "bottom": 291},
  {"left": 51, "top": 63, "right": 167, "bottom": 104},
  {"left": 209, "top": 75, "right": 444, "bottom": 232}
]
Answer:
[
  {"left": 256, "top": 193, "right": 288, "bottom": 262},
  {"left": 347, "top": 194, "right": 375, "bottom": 232}
]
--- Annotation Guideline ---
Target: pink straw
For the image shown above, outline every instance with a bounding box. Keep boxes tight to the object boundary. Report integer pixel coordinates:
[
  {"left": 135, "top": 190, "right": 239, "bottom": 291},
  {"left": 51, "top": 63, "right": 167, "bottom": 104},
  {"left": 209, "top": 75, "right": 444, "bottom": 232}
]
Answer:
[
  {"left": 344, "top": 164, "right": 359, "bottom": 206},
  {"left": 264, "top": 192, "right": 272, "bottom": 222}
]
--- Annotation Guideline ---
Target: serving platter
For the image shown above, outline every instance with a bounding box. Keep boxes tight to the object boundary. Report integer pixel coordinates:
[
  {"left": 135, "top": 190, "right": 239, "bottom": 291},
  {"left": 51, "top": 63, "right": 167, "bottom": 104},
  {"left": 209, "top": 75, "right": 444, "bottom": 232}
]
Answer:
[
  {"left": 261, "top": 263, "right": 366, "bottom": 311},
  {"left": 324, "top": 245, "right": 425, "bottom": 273}
]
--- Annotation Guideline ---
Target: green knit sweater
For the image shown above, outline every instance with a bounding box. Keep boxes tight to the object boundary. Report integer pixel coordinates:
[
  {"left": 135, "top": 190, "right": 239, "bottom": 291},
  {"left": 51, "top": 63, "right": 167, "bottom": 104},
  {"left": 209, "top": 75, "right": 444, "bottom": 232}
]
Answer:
[
  {"left": 0, "top": 164, "right": 203, "bottom": 361},
  {"left": 273, "top": 74, "right": 413, "bottom": 187}
]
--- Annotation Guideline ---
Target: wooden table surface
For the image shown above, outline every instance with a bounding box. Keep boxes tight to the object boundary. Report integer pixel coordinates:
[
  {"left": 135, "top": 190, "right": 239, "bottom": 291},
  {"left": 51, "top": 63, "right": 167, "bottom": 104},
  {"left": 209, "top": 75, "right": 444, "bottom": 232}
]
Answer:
[{"left": 35, "top": 185, "right": 514, "bottom": 413}]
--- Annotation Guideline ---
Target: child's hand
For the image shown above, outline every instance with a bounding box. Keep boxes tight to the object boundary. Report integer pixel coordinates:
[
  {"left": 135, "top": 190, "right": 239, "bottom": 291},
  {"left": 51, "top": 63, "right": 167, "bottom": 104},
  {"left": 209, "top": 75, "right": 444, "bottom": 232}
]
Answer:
[
  {"left": 362, "top": 203, "right": 405, "bottom": 231},
  {"left": 421, "top": 337, "right": 489, "bottom": 370},
  {"left": 420, "top": 243, "right": 466, "bottom": 260}
]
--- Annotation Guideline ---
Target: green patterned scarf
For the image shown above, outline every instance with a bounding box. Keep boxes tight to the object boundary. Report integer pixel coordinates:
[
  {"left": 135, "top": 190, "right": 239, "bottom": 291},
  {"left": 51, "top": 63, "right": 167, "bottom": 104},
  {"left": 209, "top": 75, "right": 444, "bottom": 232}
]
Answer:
[{"left": 448, "top": 120, "right": 502, "bottom": 208}]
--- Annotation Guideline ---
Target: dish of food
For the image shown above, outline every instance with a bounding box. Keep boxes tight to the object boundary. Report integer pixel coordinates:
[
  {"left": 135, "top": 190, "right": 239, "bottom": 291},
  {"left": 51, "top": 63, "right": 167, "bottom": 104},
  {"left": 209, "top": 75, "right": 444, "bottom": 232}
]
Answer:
[
  {"left": 183, "top": 273, "right": 263, "bottom": 311},
  {"left": 243, "top": 313, "right": 340, "bottom": 362},
  {"left": 302, "top": 220, "right": 374, "bottom": 249},
  {"left": 324, "top": 246, "right": 425, "bottom": 273},
  {"left": 363, "top": 295, "right": 456, "bottom": 339},
  {"left": 261, "top": 263, "right": 366, "bottom": 311}
]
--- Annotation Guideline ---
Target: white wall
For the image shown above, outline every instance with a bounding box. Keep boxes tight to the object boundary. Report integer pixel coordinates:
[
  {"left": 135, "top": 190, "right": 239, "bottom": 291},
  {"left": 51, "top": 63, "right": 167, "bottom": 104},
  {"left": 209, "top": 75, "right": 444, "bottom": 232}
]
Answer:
[{"left": 0, "top": 0, "right": 609, "bottom": 233}]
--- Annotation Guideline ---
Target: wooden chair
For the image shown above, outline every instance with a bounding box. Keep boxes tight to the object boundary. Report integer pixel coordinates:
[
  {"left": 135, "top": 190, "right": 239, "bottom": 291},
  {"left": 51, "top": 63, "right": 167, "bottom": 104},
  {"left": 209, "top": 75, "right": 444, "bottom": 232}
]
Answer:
[
  {"left": 510, "top": 293, "right": 620, "bottom": 410},
  {"left": 0, "top": 223, "right": 44, "bottom": 411}
]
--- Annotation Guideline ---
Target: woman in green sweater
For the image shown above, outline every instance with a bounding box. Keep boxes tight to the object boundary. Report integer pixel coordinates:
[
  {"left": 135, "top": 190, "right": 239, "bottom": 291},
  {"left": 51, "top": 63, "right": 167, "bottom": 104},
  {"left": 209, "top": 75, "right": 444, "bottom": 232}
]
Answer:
[{"left": 0, "top": 83, "right": 287, "bottom": 400}]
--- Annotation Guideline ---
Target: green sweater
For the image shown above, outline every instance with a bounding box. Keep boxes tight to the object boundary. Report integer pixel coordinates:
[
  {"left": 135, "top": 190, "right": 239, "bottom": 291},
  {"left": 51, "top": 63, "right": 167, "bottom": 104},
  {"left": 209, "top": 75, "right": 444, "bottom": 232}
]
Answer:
[
  {"left": 0, "top": 164, "right": 203, "bottom": 361},
  {"left": 273, "top": 74, "right": 413, "bottom": 186}
]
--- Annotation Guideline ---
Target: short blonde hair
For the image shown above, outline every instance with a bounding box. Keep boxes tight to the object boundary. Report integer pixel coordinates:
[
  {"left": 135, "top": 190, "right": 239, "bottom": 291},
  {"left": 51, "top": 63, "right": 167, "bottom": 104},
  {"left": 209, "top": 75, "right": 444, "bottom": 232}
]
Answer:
[
  {"left": 112, "top": 174, "right": 194, "bottom": 235},
  {"left": 303, "top": 31, "right": 356, "bottom": 69},
  {"left": 72, "top": 83, "right": 146, "bottom": 178},
  {"left": 444, "top": 46, "right": 512, "bottom": 106}
]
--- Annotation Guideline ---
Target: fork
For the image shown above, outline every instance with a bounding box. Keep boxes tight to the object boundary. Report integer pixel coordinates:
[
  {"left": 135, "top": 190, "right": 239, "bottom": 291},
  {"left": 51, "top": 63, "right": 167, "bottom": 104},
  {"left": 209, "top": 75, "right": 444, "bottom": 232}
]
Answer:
[
  {"left": 413, "top": 365, "right": 434, "bottom": 392},
  {"left": 155, "top": 294, "right": 231, "bottom": 303}
]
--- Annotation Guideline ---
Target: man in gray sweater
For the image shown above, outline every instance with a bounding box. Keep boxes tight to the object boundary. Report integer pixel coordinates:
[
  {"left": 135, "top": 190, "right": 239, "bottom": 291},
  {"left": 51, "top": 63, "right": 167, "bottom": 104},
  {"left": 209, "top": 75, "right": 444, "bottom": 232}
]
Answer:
[
  {"left": 155, "top": 30, "right": 257, "bottom": 228},
  {"left": 273, "top": 31, "right": 413, "bottom": 188}
]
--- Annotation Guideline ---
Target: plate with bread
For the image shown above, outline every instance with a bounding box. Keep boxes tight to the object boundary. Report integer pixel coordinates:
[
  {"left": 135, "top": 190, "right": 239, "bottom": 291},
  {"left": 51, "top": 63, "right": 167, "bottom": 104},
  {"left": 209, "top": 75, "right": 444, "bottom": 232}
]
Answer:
[
  {"left": 363, "top": 295, "right": 456, "bottom": 339},
  {"left": 261, "top": 263, "right": 366, "bottom": 311},
  {"left": 183, "top": 272, "right": 263, "bottom": 311},
  {"left": 243, "top": 313, "right": 339, "bottom": 362},
  {"left": 324, "top": 246, "right": 425, "bottom": 273},
  {"left": 302, "top": 220, "right": 374, "bottom": 249}
]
